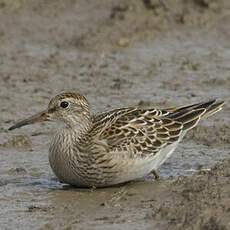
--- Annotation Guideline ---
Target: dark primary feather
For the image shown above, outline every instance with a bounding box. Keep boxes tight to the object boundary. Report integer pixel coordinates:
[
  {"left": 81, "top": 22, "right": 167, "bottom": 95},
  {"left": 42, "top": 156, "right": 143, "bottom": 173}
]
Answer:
[{"left": 90, "top": 100, "right": 224, "bottom": 157}]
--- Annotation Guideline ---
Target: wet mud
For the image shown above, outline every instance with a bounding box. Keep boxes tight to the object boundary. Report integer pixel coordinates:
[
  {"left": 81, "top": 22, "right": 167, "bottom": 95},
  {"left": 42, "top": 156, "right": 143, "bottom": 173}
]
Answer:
[{"left": 0, "top": 0, "right": 230, "bottom": 229}]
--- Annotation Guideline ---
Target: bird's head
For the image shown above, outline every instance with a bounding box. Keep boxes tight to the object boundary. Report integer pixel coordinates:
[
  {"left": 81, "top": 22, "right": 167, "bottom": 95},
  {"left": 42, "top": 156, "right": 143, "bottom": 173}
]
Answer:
[{"left": 9, "top": 92, "right": 91, "bottom": 130}]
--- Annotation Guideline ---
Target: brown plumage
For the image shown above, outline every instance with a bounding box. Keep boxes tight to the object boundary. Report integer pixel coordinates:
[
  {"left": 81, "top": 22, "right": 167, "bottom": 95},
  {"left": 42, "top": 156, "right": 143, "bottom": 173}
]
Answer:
[{"left": 9, "top": 92, "right": 225, "bottom": 187}]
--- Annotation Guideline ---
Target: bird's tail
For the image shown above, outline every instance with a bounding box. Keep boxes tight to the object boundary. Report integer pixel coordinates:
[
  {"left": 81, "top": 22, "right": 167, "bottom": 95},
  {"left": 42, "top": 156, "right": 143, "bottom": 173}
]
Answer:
[{"left": 165, "top": 99, "right": 225, "bottom": 131}]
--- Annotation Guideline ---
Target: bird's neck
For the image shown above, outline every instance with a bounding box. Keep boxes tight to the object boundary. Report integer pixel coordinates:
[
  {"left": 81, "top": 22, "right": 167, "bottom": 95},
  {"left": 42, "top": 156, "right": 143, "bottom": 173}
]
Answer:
[{"left": 62, "top": 115, "right": 92, "bottom": 142}]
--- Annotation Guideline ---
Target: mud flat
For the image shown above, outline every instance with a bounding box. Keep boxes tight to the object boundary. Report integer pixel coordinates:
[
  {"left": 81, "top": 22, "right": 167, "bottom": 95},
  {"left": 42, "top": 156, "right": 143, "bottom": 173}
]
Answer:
[{"left": 0, "top": 0, "right": 230, "bottom": 229}]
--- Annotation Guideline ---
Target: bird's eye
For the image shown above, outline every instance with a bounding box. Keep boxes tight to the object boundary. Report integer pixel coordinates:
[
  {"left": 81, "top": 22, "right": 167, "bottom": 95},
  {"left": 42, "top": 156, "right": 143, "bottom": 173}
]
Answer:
[{"left": 60, "top": 101, "right": 69, "bottom": 108}]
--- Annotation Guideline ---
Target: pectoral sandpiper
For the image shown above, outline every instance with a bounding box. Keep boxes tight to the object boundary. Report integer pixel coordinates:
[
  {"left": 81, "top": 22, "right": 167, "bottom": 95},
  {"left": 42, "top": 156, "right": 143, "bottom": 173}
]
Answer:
[{"left": 9, "top": 92, "right": 224, "bottom": 187}]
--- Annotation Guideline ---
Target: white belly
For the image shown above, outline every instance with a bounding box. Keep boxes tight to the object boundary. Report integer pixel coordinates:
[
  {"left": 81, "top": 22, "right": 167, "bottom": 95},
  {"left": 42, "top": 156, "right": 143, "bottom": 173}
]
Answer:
[
  {"left": 110, "top": 141, "right": 179, "bottom": 185},
  {"left": 149, "top": 141, "right": 179, "bottom": 170}
]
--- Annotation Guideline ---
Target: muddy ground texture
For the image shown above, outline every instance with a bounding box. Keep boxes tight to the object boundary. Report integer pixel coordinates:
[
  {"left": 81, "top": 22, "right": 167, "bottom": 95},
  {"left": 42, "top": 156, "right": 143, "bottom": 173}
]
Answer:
[{"left": 0, "top": 0, "right": 230, "bottom": 229}]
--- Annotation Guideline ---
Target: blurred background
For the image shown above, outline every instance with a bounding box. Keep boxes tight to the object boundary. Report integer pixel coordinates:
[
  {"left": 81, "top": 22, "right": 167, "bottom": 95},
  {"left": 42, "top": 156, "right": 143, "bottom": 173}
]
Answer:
[{"left": 0, "top": 1, "right": 230, "bottom": 229}]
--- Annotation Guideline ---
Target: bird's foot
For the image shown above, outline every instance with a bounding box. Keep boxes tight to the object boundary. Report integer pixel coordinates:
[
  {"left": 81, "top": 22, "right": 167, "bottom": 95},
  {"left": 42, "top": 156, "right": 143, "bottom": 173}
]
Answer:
[{"left": 151, "top": 169, "right": 160, "bottom": 180}]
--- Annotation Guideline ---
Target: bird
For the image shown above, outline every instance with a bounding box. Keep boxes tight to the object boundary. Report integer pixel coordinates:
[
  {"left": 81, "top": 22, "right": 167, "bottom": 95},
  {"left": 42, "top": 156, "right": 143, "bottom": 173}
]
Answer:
[{"left": 8, "top": 92, "right": 225, "bottom": 188}]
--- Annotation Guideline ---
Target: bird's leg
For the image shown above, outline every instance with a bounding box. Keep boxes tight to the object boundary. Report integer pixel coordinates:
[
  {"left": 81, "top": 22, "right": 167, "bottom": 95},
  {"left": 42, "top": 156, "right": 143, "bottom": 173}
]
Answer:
[
  {"left": 151, "top": 169, "right": 160, "bottom": 180},
  {"left": 90, "top": 185, "right": 97, "bottom": 192}
]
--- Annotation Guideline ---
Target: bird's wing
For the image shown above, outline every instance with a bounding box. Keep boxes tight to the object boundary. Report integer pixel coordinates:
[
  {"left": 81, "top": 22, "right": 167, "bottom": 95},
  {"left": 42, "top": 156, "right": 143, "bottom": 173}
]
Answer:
[
  {"left": 91, "top": 106, "right": 203, "bottom": 157},
  {"left": 90, "top": 99, "right": 224, "bottom": 157},
  {"left": 91, "top": 107, "right": 169, "bottom": 137}
]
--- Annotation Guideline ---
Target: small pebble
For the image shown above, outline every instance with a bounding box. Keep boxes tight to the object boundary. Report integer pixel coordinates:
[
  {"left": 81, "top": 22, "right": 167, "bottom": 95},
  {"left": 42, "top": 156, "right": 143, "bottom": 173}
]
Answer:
[{"left": 117, "top": 38, "right": 130, "bottom": 47}]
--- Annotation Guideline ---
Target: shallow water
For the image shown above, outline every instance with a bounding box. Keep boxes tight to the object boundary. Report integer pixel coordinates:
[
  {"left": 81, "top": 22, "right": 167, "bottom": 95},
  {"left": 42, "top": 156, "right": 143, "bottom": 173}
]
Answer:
[{"left": 0, "top": 1, "right": 230, "bottom": 229}]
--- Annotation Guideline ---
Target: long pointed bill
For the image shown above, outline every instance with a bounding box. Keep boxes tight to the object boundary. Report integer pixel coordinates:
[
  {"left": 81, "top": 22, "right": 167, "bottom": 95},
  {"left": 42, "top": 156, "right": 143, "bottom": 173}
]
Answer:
[{"left": 8, "top": 110, "right": 51, "bottom": 131}]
